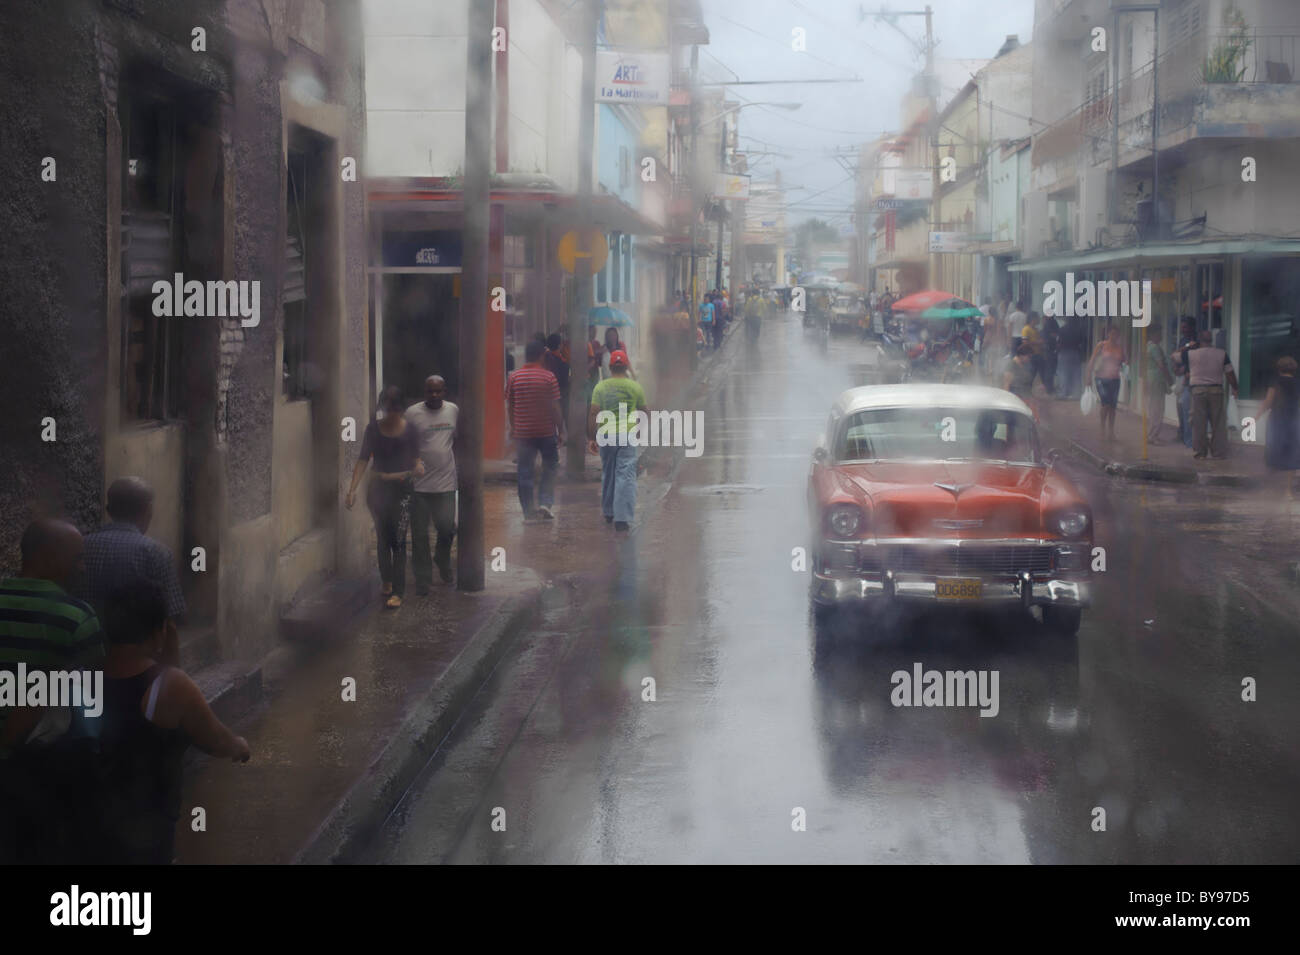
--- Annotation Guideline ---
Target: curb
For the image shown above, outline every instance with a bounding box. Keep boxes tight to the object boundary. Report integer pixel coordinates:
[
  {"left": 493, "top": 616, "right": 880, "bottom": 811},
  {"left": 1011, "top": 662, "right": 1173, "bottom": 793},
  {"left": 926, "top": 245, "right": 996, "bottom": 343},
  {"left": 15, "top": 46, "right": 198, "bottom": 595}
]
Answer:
[
  {"left": 292, "top": 577, "right": 549, "bottom": 865},
  {"left": 1058, "top": 435, "right": 1259, "bottom": 487}
]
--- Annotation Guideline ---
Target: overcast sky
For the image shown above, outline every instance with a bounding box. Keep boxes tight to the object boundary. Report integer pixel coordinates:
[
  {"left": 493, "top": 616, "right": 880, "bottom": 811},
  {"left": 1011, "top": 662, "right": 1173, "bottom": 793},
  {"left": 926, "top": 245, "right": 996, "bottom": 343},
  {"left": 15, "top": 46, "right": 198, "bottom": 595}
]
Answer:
[{"left": 698, "top": 0, "right": 1035, "bottom": 230}]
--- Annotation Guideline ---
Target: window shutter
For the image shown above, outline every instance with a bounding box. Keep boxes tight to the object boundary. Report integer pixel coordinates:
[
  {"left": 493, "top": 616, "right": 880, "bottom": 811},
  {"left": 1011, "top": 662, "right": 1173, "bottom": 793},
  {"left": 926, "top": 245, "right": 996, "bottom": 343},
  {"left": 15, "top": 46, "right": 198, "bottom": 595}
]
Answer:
[
  {"left": 284, "top": 231, "right": 307, "bottom": 303},
  {"left": 121, "top": 210, "right": 173, "bottom": 296}
]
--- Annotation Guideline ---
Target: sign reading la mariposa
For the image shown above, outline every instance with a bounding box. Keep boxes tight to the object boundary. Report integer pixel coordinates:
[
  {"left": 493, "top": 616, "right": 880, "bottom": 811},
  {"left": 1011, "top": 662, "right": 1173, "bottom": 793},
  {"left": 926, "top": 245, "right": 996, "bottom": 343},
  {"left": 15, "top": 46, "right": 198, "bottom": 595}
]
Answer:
[{"left": 596, "top": 50, "right": 670, "bottom": 105}]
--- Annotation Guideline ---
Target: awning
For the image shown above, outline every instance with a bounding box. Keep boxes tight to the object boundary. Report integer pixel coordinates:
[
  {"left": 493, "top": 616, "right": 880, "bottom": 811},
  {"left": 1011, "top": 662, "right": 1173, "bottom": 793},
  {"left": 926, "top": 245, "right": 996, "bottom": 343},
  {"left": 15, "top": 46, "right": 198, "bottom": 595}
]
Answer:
[
  {"left": 368, "top": 175, "right": 665, "bottom": 236},
  {"left": 1009, "top": 238, "right": 1300, "bottom": 272}
]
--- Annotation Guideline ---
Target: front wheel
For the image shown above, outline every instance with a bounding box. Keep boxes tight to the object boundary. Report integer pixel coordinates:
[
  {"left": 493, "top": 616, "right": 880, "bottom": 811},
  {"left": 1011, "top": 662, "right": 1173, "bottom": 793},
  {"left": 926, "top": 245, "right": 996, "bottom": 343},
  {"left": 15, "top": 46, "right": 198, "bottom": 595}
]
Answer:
[{"left": 1042, "top": 606, "right": 1082, "bottom": 636}]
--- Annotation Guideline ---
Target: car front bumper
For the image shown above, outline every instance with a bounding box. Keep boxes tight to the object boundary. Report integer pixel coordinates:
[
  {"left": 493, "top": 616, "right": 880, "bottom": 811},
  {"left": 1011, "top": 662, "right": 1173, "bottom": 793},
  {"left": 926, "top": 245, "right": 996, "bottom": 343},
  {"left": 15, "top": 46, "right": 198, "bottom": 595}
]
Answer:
[{"left": 811, "top": 537, "right": 1092, "bottom": 610}]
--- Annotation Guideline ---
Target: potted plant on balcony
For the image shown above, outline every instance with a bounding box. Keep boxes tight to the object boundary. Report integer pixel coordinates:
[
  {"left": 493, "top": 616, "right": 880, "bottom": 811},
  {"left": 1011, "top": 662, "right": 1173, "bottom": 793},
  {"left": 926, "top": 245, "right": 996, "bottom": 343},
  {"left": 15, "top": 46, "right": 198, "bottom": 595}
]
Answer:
[{"left": 1202, "top": 5, "right": 1252, "bottom": 83}]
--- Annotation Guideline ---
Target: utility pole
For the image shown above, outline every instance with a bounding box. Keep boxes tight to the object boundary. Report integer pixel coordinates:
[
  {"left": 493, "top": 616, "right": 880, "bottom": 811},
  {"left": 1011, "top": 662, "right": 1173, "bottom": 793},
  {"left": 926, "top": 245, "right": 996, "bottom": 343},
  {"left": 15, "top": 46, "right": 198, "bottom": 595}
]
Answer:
[
  {"left": 566, "top": 0, "right": 598, "bottom": 476},
  {"left": 688, "top": 43, "right": 699, "bottom": 323},
  {"left": 458, "top": 0, "right": 493, "bottom": 592},
  {"left": 924, "top": 4, "right": 940, "bottom": 290},
  {"left": 714, "top": 108, "right": 727, "bottom": 293}
]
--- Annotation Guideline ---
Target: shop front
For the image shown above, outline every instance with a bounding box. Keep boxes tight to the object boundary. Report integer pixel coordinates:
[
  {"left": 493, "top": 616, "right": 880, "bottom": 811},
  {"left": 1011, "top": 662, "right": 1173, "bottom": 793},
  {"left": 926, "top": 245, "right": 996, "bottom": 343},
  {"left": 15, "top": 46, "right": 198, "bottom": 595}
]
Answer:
[{"left": 1013, "top": 240, "right": 1300, "bottom": 431}]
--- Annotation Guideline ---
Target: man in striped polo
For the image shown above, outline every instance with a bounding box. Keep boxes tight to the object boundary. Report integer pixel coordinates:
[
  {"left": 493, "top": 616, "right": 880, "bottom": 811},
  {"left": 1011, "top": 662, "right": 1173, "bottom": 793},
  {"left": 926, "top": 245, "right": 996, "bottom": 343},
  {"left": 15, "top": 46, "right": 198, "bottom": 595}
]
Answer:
[
  {"left": 506, "top": 339, "right": 566, "bottom": 521},
  {"left": 0, "top": 519, "right": 105, "bottom": 862}
]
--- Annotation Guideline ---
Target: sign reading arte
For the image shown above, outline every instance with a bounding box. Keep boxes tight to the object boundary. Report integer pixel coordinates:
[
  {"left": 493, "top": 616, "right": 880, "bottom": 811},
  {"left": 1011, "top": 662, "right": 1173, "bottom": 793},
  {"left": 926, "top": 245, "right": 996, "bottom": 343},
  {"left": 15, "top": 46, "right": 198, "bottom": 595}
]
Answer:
[{"left": 596, "top": 50, "right": 670, "bottom": 105}]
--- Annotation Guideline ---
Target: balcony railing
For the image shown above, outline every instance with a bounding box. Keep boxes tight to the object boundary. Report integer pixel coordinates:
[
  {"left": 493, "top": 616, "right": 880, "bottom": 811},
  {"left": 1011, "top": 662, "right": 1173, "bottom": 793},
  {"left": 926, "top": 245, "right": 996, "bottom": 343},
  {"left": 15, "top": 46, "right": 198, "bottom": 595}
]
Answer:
[{"left": 1204, "top": 31, "right": 1299, "bottom": 84}]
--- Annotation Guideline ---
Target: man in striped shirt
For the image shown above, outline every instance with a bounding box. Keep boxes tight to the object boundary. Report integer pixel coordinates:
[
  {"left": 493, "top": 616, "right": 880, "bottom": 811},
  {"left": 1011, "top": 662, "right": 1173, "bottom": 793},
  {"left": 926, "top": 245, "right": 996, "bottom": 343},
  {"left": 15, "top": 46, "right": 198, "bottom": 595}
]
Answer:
[
  {"left": 0, "top": 519, "right": 105, "bottom": 863},
  {"left": 506, "top": 339, "right": 566, "bottom": 520}
]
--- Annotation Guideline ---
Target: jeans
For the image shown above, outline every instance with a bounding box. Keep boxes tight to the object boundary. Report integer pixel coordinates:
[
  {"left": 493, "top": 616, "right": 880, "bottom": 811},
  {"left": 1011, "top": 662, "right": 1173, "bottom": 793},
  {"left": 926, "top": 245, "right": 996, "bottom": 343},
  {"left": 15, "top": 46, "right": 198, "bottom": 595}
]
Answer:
[
  {"left": 411, "top": 490, "right": 456, "bottom": 587},
  {"left": 1191, "top": 385, "right": 1227, "bottom": 457},
  {"left": 1057, "top": 350, "right": 1082, "bottom": 399},
  {"left": 516, "top": 435, "right": 558, "bottom": 515},
  {"left": 1177, "top": 385, "right": 1193, "bottom": 447},
  {"left": 368, "top": 479, "right": 410, "bottom": 595},
  {"left": 599, "top": 443, "right": 638, "bottom": 523}
]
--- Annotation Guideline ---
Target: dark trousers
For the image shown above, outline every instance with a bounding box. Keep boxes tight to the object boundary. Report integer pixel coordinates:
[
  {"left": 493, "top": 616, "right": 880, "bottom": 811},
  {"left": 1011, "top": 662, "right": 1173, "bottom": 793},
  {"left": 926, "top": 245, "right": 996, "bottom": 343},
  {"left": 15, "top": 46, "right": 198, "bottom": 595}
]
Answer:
[
  {"left": 0, "top": 742, "right": 100, "bottom": 864},
  {"left": 411, "top": 490, "right": 456, "bottom": 587},
  {"left": 368, "top": 480, "right": 409, "bottom": 595},
  {"left": 1191, "top": 385, "right": 1228, "bottom": 457},
  {"left": 710, "top": 322, "right": 723, "bottom": 349},
  {"left": 516, "top": 435, "right": 558, "bottom": 514}
]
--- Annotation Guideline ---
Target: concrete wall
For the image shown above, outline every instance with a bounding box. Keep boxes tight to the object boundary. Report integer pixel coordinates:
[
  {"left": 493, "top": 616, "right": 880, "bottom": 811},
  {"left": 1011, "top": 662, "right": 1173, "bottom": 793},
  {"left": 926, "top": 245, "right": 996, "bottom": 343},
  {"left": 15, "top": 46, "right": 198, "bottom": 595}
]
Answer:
[{"left": 364, "top": 0, "right": 581, "bottom": 186}]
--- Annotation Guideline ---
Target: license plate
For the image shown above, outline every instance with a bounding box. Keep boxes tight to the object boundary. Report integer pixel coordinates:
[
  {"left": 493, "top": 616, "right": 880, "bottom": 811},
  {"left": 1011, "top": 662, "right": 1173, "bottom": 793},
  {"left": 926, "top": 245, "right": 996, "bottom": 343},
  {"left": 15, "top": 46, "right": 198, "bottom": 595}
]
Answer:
[{"left": 935, "top": 577, "right": 982, "bottom": 600}]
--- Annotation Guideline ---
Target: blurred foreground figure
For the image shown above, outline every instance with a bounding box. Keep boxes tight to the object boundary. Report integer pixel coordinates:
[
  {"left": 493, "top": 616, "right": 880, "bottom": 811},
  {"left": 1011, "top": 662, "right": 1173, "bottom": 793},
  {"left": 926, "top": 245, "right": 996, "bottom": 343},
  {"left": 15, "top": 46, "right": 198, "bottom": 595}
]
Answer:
[
  {"left": 97, "top": 576, "right": 249, "bottom": 864},
  {"left": 81, "top": 476, "right": 184, "bottom": 664},
  {"left": 0, "top": 520, "right": 104, "bottom": 863}
]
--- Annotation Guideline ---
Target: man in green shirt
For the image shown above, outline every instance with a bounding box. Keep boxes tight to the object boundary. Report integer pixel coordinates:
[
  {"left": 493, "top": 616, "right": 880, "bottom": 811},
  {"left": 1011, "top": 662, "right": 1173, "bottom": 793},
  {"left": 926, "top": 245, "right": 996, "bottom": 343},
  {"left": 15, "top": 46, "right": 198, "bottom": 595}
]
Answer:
[
  {"left": 588, "top": 350, "right": 649, "bottom": 532},
  {"left": 0, "top": 519, "right": 105, "bottom": 863}
]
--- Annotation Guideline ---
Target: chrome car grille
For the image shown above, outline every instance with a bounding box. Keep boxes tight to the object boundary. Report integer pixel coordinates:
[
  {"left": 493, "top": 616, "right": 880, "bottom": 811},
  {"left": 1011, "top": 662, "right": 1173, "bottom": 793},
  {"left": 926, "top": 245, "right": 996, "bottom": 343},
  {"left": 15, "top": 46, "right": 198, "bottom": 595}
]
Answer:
[{"left": 862, "top": 544, "right": 1055, "bottom": 577}]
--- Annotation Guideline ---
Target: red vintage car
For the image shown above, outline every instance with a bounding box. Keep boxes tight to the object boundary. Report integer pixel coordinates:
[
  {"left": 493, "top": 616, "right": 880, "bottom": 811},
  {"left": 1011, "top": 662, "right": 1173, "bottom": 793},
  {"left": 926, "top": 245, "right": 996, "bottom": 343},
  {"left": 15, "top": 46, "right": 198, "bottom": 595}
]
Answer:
[{"left": 807, "top": 384, "right": 1092, "bottom": 635}]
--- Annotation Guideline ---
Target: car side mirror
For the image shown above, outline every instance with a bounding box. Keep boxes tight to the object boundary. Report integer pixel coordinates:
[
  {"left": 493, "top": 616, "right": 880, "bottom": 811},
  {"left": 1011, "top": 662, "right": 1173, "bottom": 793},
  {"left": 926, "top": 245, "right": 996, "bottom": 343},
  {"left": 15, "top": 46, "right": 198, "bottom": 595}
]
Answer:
[
  {"left": 813, "top": 446, "right": 829, "bottom": 464},
  {"left": 1045, "top": 448, "right": 1062, "bottom": 470}
]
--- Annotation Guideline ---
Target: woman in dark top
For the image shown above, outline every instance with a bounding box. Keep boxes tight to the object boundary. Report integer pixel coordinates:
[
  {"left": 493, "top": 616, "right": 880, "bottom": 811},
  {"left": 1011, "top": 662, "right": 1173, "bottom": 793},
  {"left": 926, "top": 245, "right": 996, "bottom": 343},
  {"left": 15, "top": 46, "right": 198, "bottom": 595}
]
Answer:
[
  {"left": 346, "top": 386, "right": 423, "bottom": 608},
  {"left": 97, "top": 576, "right": 250, "bottom": 864},
  {"left": 1259, "top": 355, "right": 1300, "bottom": 473}
]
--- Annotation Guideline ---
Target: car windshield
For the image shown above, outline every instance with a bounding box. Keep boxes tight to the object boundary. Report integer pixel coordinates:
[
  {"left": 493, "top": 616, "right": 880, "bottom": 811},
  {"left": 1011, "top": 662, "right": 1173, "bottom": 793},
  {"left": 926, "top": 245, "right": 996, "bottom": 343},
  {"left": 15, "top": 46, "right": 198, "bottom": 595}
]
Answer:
[{"left": 835, "top": 406, "right": 1040, "bottom": 465}]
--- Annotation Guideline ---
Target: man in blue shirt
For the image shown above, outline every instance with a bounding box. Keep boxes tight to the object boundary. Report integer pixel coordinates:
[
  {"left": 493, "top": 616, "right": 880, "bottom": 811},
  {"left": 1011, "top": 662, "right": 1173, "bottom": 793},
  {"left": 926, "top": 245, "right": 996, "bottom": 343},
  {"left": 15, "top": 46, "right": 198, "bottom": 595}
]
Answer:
[{"left": 699, "top": 294, "right": 717, "bottom": 350}]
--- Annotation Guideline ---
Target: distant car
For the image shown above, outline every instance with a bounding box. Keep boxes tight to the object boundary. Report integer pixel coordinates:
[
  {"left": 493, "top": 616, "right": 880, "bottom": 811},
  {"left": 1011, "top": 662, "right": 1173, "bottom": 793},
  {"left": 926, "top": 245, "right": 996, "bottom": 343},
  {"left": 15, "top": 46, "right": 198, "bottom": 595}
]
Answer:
[
  {"left": 830, "top": 293, "right": 864, "bottom": 333},
  {"left": 807, "top": 384, "right": 1092, "bottom": 635}
]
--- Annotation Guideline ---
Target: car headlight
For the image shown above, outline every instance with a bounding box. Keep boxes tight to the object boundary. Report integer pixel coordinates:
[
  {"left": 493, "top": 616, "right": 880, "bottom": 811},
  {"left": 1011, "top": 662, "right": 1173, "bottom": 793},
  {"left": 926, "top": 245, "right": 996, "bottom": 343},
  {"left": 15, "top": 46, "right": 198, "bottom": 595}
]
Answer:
[
  {"left": 1053, "top": 509, "right": 1090, "bottom": 538},
  {"left": 827, "top": 504, "right": 865, "bottom": 538}
]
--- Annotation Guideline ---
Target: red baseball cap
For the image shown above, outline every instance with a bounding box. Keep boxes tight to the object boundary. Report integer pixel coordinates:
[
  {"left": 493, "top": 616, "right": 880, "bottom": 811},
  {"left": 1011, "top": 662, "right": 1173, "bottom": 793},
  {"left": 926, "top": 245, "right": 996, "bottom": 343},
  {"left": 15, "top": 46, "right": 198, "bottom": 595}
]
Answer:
[{"left": 609, "top": 349, "right": 630, "bottom": 368}]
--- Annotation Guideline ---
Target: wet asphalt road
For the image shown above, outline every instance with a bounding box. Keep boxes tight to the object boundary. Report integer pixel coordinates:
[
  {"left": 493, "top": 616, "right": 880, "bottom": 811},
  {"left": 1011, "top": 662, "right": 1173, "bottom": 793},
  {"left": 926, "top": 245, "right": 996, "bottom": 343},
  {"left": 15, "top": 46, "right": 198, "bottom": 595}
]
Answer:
[{"left": 364, "top": 313, "right": 1300, "bottom": 864}]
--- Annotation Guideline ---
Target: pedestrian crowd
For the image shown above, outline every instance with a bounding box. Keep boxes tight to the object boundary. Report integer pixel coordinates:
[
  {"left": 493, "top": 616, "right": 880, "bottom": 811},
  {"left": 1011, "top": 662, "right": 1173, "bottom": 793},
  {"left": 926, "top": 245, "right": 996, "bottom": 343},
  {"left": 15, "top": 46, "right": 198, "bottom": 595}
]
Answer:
[{"left": 977, "top": 297, "right": 1297, "bottom": 475}]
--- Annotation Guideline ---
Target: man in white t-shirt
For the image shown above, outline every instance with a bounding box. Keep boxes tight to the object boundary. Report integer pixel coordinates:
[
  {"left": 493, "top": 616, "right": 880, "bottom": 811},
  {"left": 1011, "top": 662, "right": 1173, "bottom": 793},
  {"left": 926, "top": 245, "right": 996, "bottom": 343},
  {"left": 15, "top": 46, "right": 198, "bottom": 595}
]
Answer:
[
  {"left": 405, "top": 375, "right": 459, "bottom": 591},
  {"left": 1005, "top": 300, "right": 1027, "bottom": 353}
]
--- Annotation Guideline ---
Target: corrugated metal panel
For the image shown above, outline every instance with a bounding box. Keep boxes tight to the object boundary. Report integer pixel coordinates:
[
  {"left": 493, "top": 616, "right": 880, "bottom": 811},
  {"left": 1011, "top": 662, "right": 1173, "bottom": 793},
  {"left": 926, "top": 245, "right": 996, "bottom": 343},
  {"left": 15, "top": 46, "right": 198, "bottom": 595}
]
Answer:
[
  {"left": 122, "top": 211, "right": 172, "bottom": 296},
  {"left": 284, "top": 232, "right": 306, "bottom": 303}
]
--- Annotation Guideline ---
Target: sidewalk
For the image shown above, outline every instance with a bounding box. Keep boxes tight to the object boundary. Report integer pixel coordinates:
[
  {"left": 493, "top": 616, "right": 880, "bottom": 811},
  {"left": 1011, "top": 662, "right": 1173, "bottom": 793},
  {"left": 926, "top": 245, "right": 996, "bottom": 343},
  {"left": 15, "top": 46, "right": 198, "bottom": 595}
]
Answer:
[
  {"left": 173, "top": 324, "right": 738, "bottom": 864},
  {"left": 1034, "top": 392, "right": 1282, "bottom": 488}
]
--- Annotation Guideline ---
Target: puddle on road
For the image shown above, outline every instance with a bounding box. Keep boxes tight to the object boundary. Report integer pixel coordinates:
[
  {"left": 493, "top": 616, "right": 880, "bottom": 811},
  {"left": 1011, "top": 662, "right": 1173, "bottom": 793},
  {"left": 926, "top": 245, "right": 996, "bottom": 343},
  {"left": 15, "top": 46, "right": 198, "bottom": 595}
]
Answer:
[{"left": 678, "top": 484, "right": 768, "bottom": 496}]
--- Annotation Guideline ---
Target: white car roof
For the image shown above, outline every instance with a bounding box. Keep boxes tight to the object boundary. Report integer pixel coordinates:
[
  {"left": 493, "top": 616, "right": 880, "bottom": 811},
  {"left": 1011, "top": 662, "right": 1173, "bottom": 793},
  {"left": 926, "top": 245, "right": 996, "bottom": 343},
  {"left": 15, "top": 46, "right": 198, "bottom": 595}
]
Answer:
[{"left": 832, "top": 383, "right": 1033, "bottom": 417}]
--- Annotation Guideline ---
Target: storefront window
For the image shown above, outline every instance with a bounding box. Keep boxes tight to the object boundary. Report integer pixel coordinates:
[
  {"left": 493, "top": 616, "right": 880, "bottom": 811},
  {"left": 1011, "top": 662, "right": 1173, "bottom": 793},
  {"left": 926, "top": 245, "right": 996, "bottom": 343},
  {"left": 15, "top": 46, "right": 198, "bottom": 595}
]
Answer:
[
  {"left": 1240, "top": 256, "right": 1300, "bottom": 400},
  {"left": 1195, "top": 262, "right": 1224, "bottom": 336}
]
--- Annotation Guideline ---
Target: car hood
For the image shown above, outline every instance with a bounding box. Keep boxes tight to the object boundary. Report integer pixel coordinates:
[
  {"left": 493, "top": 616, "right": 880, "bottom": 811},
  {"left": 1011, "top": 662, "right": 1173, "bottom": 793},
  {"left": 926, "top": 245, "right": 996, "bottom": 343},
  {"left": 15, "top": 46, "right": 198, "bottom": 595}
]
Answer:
[{"left": 833, "top": 460, "right": 1052, "bottom": 538}]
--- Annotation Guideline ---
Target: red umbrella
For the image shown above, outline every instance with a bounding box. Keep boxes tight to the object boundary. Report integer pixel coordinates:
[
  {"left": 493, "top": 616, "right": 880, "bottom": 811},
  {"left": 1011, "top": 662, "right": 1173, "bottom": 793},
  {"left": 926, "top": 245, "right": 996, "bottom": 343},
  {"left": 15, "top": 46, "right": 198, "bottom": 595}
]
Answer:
[{"left": 891, "top": 289, "right": 976, "bottom": 313}]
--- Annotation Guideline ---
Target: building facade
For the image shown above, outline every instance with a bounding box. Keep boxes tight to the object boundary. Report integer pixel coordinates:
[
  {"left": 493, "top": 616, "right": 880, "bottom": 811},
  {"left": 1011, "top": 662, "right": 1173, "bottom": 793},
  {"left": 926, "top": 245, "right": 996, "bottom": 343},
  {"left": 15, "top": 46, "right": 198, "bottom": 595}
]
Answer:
[
  {"left": 1016, "top": 0, "right": 1300, "bottom": 422},
  {"left": 0, "top": 0, "right": 371, "bottom": 666}
]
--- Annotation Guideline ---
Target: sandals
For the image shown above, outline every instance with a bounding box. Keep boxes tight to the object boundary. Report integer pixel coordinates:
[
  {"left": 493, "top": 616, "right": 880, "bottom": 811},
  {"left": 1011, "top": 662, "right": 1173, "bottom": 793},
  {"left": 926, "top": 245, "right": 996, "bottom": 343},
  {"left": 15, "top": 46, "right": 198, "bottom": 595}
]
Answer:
[{"left": 385, "top": 594, "right": 402, "bottom": 610}]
